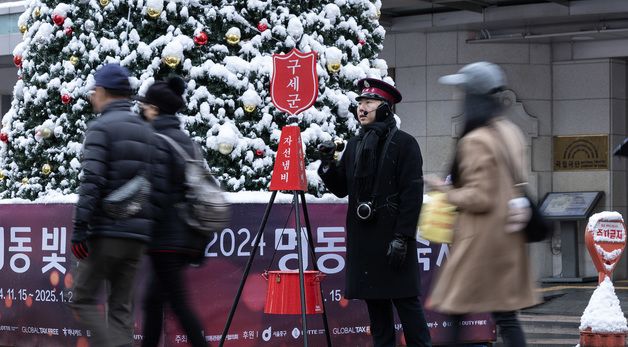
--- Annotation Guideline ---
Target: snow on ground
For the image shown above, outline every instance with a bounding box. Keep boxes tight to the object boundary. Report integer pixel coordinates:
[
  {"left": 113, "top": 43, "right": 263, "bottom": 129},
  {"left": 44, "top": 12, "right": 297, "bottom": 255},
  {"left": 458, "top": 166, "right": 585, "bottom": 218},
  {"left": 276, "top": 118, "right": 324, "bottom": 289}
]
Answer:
[{"left": 580, "top": 276, "right": 628, "bottom": 333}]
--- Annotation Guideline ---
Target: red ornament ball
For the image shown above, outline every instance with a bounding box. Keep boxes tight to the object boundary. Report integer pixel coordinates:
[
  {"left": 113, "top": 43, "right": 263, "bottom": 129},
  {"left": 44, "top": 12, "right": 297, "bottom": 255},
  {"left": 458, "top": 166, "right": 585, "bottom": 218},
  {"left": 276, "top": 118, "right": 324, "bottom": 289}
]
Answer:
[
  {"left": 52, "top": 14, "right": 65, "bottom": 26},
  {"left": 257, "top": 22, "right": 268, "bottom": 32},
  {"left": 13, "top": 55, "right": 22, "bottom": 68},
  {"left": 65, "top": 27, "right": 73, "bottom": 36},
  {"left": 194, "top": 32, "right": 208, "bottom": 45},
  {"left": 61, "top": 94, "right": 71, "bottom": 104},
  {"left": 358, "top": 39, "right": 366, "bottom": 45},
  {"left": 0, "top": 132, "right": 8, "bottom": 143},
  {"left": 256, "top": 149, "right": 264, "bottom": 156}
]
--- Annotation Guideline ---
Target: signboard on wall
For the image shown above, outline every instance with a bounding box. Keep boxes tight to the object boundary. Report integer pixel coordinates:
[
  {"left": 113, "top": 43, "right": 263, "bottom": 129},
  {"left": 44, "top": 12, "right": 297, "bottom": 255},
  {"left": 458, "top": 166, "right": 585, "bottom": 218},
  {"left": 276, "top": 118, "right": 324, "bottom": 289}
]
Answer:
[
  {"left": 0, "top": 203, "right": 495, "bottom": 346},
  {"left": 553, "top": 135, "right": 609, "bottom": 171}
]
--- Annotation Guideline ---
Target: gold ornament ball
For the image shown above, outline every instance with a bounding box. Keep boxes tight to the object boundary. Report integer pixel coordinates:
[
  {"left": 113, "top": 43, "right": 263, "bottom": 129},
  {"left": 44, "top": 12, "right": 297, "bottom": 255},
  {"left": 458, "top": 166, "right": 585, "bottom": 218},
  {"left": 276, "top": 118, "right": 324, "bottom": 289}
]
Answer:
[
  {"left": 0, "top": 171, "right": 4, "bottom": 180},
  {"left": 41, "top": 127, "right": 53, "bottom": 139},
  {"left": 100, "top": 0, "right": 110, "bottom": 6},
  {"left": 327, "top": 63, "right": 341, "bottom": 73},
  {"left": 218, "top": 143, "right": 234, "bottom": 155},
  {"left": 226, "top": 33, "right": 241, "bottom": 45},
  {"left": 19, "top": 24, "right": 27, "bottom": 34},
  {"left": 21, "top": 177, "right": 28, "bottom": 184},
  {"left": 163, "top": 56, "right": 180, "bottom": 68},
  {"left": 243, "top": 104, "right": 256, "bottom": 113},
  {"left": 147, "top": 7, "right": 161, "bottom": 18},
  {"left": 69, "top": 56, "right": 79, "bottom": 65},
  {"left": 33, "top": 7, "right": 41, "bottom": 18},
  {"left": 42, "top": 164, "right": 52, "bottom": 175}
]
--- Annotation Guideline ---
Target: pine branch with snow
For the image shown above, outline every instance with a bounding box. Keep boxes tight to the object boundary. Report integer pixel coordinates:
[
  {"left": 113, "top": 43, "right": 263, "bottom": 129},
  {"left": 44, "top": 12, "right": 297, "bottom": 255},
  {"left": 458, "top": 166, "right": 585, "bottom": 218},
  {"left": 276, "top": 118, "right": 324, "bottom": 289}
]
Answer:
[{"left": 0, "top": 0, "right": 390, "bottom": 199}]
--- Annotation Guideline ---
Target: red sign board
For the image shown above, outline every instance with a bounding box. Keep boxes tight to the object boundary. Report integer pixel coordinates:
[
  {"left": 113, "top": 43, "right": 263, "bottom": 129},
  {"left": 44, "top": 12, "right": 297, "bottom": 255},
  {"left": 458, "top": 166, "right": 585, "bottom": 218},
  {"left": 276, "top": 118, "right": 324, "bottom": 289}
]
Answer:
[
  {"left": 271, "top": 48, "right": 318, "bottom": 115},
  {"left": 269, "top": 125, "right": 307, "bottom": 191},
  {"left": 585, "top": 213, "right": 626, "bottom": 283}
]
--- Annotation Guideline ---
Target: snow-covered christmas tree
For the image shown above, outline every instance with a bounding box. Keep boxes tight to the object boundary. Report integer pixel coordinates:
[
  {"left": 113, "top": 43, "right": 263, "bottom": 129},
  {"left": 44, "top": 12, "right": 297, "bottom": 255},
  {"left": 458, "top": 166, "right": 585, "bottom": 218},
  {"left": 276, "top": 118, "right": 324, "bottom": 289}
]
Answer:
[{"left": 0, "top": 0, "right": 391, "bottom": 199}]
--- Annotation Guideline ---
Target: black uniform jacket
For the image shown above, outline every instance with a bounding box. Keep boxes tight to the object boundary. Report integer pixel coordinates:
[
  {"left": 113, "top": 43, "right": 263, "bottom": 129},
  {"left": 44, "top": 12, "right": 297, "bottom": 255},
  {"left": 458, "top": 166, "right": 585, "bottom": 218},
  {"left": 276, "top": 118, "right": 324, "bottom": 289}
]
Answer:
[{"left": 319, "top": 128, "right": 424, "bottom": 299}]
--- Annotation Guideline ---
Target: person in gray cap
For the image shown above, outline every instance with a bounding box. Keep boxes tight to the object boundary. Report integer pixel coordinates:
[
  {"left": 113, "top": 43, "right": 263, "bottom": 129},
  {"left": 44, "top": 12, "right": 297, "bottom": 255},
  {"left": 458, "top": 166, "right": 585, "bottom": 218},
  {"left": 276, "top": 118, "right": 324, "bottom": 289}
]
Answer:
[
  {"left": 426, "top": 62, "right": 539, "bottom": 347},
  {"left": 69, "top": 63, "right": 156, "bottom": 347},
  {"left": 318, "top": 78, "right": 432, "bottom": 347}
]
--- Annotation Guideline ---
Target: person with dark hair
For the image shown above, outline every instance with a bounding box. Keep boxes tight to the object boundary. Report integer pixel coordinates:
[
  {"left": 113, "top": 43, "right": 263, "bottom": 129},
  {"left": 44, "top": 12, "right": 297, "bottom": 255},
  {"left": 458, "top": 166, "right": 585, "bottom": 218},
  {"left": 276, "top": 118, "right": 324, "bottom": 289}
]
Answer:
[
  {"left": 317, "top": 78, "right": 432, "bottom": 347},
  {"left": 136, "top": 76, "right": 208, "bottom": 347},
  {"left": 426, "top": 62, "right": 540, "bottom": 347},
  {"left": 70, "top": 63, "right": 155, "bottom": 347}
]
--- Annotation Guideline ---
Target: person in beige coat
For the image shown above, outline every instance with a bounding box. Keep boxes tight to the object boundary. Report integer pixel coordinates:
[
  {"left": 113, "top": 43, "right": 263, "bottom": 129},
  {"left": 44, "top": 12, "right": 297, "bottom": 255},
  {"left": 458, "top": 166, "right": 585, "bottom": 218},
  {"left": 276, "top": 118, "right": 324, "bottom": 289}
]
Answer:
[{"left": 425, "top": 62, "right": 540, "bottom": 347}]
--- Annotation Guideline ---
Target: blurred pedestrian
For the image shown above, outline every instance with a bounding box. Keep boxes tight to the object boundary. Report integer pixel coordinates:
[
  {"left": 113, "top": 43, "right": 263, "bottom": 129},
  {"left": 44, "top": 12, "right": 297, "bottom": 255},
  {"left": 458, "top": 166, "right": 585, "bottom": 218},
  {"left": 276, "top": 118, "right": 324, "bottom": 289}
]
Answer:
[
  {"left": 136, "top": 76, "right": 208, "bottom": 347},
  {"left": 425, "top": 62, "right": 540, "bottom": 347},
  {"left": 70, "top": 63, "right": 155, "bottom": 347},
  {"left": 318, "top": 78, "right": 432, "bottom": 347}
]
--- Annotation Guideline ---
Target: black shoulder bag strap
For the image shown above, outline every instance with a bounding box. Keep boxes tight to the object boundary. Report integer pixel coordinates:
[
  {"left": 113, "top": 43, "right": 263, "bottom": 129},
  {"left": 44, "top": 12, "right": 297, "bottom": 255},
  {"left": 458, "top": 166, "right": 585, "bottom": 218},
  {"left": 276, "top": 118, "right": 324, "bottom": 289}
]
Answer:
[
  {"left": 156, "top": 133, "right": 193, "bottom": 161},
  {"left": 156, "top": 133, "right": 215, "bottom": 181}
]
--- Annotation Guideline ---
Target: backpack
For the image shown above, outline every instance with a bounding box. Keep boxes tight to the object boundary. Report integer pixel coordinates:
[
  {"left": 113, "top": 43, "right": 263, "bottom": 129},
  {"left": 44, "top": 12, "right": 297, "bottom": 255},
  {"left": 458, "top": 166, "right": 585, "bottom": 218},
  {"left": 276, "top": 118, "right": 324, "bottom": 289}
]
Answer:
[{"left": 156, "top": 133, "right": 231, "bottom": 237}]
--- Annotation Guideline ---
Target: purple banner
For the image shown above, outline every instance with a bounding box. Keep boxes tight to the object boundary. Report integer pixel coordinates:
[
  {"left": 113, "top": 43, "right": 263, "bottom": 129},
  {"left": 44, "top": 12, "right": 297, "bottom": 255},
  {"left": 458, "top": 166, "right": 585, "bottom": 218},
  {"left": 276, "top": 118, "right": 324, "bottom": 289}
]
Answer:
[{"left": 0, "top": 203, "right": 495, "bottom": 346}]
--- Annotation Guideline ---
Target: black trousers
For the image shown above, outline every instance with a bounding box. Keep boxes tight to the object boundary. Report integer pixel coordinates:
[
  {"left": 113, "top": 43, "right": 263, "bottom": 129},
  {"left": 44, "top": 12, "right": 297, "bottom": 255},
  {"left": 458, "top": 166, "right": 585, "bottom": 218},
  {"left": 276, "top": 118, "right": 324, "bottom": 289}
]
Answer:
[
  {"left": 70, "top": 237, "right": 145, "bottom": 347},
  {"left": 445, "top": 311, "right": 526, "bottom": 347},
  {"left": 141, "top": 253, "right": 207, "bottom": 347},
  {"left": 365, "top": 297, "right": 432, "bottom": 347}
]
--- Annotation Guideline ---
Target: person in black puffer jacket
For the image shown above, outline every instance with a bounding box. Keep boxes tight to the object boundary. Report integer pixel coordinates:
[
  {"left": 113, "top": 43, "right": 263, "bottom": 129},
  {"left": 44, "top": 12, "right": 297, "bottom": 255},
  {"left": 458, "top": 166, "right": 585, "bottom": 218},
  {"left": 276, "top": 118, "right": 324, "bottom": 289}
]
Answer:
[
  {"left": 136, "top": 76, "right": 208, "bottom": 347},
  {"left": 70, "top": 64, "right": 156, "bottom": 347}
]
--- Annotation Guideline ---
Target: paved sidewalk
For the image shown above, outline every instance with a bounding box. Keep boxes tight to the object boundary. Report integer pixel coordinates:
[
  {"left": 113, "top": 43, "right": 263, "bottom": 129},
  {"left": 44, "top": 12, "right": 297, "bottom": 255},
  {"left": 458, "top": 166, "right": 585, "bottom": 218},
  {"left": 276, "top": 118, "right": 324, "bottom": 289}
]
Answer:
[
  {"left": 504, "top": 279, "right": 628, "bottom": 346},
  {"left": 524, "top": 279, "right": 628, "bottom": 317}
]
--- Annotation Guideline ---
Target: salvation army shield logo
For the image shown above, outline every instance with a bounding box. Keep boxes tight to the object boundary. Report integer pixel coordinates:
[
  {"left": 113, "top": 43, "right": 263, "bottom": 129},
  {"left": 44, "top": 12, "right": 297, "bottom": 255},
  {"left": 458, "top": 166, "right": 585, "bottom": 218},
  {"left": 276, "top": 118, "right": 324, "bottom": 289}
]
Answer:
[{"left": 271, "top": 48, "right": 318, "bottom": 116}]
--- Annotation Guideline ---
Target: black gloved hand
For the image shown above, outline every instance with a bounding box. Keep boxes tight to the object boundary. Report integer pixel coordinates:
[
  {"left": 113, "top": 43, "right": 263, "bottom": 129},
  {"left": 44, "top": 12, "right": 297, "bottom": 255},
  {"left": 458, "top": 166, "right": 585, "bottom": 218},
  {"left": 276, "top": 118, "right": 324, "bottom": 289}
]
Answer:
[
  {"left": 317, "top": 141, "right": 336, "bottom": 163},
  {"left": 387, "top": 233, "right": 408, "bottom": 269},
  {"left": 71, "top": 223, "right": 89, "bottom": 260},
  {"left": 335, "top": 140, "right": 345, "bottom": 153}
]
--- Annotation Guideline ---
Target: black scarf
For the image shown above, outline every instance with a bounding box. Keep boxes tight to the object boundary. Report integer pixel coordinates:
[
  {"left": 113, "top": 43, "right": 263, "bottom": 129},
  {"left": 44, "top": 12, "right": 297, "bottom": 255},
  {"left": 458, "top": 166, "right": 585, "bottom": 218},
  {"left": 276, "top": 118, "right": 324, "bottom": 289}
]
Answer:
[
  {"left": 450, "top": 93, "right": 501, "bottom": 186},
  {"left": 354, "top": 115, "right": 397, "bottom": 201}
]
